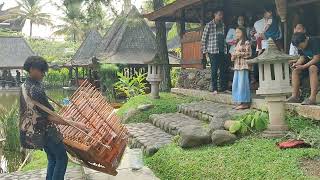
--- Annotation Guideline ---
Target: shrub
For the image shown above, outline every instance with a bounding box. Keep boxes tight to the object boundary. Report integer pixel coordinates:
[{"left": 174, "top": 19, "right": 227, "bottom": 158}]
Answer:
[
  {"left": 171, "top": 67, "right": 181, "bottom": 88},
  {"left": 99, "top": 64, "right": 119, "bottom": 101},
  {"left": 114, "top": 71, "right": 148, "bottom": 99},
  {"left": 229, "top": 110, "right": 269, "bottom": 135},
  {"left": 44, "top": 68, "right": 69, "bottom": 88},
  {"left": 0, "top": 103, "right": 22, "bottom": 172}
]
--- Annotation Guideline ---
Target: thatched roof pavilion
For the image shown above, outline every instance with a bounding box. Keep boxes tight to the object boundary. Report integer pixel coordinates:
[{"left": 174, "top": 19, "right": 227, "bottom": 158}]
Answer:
[
  {"left": 69, "top": 30, "right": 102, "bottom": 67},
  {"left": 95, "top": 6, "right": 158, "bottom": 65},
  {"left": 0, "top": 36, "right": 34, "bottom": 69}
]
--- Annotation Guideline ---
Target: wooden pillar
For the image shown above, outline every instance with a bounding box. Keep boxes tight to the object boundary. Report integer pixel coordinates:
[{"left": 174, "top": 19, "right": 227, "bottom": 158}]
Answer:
[
  {"left": 200, "top": 2, "right": 206, "bottom": 27},
  {"left": 75, "top": 67, "right": 79, "bottom": 86},
  {"left": 180, "top": 9, "right": 186, "bottom": 38}
]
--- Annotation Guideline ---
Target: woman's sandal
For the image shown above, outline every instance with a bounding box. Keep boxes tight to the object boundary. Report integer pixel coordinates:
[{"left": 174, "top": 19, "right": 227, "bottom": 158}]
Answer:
[
  {"left": 301, "top": 98, "right": 317, "bottom": 106},
  {"left": 235, "top": 104, "right": 250, "bottom": 110},
  {"left": 286, "top": 96, "right": 301, "bottom": 103}
]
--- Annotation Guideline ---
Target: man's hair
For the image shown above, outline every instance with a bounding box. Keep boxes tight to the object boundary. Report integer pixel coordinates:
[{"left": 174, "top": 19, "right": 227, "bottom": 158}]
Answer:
[
  {"left": 23, "top": 56, "right": 49, "bottom": 73},
  {"left": 213, "top": 8, "right": 223, "bottom": 15},
  {"left": 294, "top": 23, "right": 305, "bottom": 29},
  {"left": 291, "top": 32, "right": 307, "bottom": 47}
]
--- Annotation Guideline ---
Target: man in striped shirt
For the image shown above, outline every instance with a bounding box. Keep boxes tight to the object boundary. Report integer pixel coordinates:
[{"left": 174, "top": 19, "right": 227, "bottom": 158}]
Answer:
[{"left": 201, "top": 8, "right": 228, "bottom": 94}]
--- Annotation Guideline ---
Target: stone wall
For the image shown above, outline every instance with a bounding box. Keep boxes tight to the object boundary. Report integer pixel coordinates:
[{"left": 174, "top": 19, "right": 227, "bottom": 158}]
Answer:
[{"left": 176, "top": 69, "right": 212, "bottom": 91}]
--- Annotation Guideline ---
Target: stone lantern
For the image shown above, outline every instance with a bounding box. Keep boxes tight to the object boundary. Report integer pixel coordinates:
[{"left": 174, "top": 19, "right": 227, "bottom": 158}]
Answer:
[
  {"left": 247, "top": 39, "right": 297, "bottom": 138},
  {"left": 147, "top": 64, "right": 162, "bottom": 99}
]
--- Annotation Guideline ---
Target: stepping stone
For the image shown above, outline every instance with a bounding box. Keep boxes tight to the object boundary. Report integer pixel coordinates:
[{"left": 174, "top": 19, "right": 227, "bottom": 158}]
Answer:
[
  {"left": 178, "top": 101, "right": 250, "bottom": 127},
  {"left": 0, "top": 167, "right": 84, "bottom": 180},
  {"left": 149, "top": 113, "right": 205, "bottom": 135},
  {"left": 126, "top": 123, "right": 173, "bottom": 156}
]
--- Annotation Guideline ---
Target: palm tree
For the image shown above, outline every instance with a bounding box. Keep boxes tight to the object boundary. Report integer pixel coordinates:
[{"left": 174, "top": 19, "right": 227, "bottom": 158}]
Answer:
[
  {"left": 15, "top": 0, "right": 52, "bottom": 37},
  {"left": 54, "top": 16, "right": 85, "bottom": 42}
]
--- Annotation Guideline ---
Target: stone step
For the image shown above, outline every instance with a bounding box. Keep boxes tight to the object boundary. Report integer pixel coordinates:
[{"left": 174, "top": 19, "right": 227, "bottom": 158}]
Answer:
[
  {"left": 149, "top": 113, "right": 206, "bottom": 136},
  {"left": 172, "top": 88, "right": 320, "bottom": 121},
  {"left": 178, "top": 101, "right": 250, "bottom": 122},
  {"left": 126, "top": 123, "right": 173, "bottom": 156}
]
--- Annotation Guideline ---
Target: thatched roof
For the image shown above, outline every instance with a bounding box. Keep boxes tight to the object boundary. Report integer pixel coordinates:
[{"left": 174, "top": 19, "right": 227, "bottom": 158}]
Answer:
[
  {"left": 69, "top": 30, "right": 102, "bottom": 66},
  {"left": 95, "top": 6, "right": 158, "bottom": 65},
  {"left": 0, "top": 36, "right": 34, "bottom": 69}
]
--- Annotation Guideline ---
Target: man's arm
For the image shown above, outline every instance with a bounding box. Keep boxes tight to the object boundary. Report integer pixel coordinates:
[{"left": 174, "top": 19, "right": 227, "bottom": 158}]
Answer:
[
  {"left": 201, "top": 24, "right": 209, "bottom": 53},
  {"left": 303, "top": 55, "right": 320, "bottom": 68}
]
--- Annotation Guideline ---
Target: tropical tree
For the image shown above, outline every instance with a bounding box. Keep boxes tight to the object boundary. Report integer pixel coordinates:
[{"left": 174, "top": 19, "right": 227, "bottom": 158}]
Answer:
[
  {"left": 15, "top": 0, "right": 52, "bottom": 37},
  {"left": 53, "top": 0, "right": 85, "bottom": 42}
]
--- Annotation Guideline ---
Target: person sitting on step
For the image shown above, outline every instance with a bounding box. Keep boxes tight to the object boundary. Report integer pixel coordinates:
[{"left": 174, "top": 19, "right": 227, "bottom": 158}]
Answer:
[{"left": 287, "top": 32, "right": 320, "bottom": 105}]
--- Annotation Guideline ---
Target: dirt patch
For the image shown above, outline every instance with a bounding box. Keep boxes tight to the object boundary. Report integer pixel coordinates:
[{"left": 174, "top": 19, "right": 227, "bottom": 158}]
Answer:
[{"left": 300, "top": 157, "right": 320, "bottom": 178}]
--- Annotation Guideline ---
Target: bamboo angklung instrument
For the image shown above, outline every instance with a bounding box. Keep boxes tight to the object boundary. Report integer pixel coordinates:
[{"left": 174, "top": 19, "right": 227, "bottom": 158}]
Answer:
[{"left": 33, "top": 80, "right": 128, "bottom": 176}]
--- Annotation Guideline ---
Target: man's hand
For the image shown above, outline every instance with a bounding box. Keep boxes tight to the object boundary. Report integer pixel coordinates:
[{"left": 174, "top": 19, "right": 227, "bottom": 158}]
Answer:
[
  {"left": 294, "top": 64, "right": 308, "bottom": 71},
  {"left": 65, "top": 117, "right": 91, "bottom": 133}
]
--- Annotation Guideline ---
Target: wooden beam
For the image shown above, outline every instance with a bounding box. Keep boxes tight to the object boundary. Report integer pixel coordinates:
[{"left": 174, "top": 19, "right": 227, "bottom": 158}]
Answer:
[
  {"left": 144, "top": 0, "right": 202, "bottom": 21},
  {"left": 288, "top": 0, "right": 320, "bottom": 7},
  {"left": 180, "top": 9, "right": 186, "bottom": 38}
]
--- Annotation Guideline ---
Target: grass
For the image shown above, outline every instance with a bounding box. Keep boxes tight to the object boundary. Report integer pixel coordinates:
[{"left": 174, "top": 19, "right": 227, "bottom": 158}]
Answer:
[
  {"left": 21, "top": 150, "right": 78, "bottom": 172},
  {"left": 144, "top": 109, "right": 320, "bottom": 180},
  {"left": 145, "top": 137, "right": 320, "bottom": 180},
  {"left": 117, "top": 93, "right": 200, "bottom": 124}
]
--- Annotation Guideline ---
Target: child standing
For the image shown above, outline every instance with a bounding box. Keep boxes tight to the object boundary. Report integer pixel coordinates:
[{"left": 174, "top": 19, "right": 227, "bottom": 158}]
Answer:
[{"left": 232, "top": 27, "right": 252, "bottom": 110}]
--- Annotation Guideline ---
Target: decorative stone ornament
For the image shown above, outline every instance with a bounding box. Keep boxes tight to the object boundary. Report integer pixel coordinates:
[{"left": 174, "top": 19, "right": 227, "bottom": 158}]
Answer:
[
  {"left": 147, "top": 64, "right": 162, "bottom": 99},
  {"left": 247, "top": 38, "right": 297, "bottom": 138}
]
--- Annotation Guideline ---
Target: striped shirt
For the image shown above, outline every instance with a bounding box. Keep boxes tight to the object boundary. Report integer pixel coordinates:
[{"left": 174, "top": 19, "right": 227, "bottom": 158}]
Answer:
[{"left": 201, "top": 20, "right": 228, "bottom": 54}]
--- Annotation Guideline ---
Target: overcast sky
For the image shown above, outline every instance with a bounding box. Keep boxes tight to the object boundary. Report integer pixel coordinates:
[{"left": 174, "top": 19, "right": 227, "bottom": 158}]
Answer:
[{"left": 0, "top": 0, "right": 144, "bottom": 39}]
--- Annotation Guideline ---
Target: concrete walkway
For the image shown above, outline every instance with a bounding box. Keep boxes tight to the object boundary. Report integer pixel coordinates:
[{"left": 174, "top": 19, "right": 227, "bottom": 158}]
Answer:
[
  {"left": 0, "top": 166, "right": 84, "bottom": 180},
  {"left": 83, "top": 148, "right": 159, "bottom": 180}
]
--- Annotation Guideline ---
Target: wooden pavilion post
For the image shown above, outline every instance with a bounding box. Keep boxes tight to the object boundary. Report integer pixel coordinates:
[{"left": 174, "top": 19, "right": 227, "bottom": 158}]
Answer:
[
  {"left": 200, "top": 2, "right": 206, "bottom": 69},
  {"left": 75, "top": 67, "right": 79, "bottom": 86},
  {"left": 275, "top": 0, "right": 288, "bottom": 52}
]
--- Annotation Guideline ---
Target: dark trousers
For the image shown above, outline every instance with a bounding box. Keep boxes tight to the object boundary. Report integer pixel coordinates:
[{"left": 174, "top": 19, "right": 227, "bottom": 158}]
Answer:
[
  {"left": 209, "top": 53, "right": 227, "bottom": 91},
  {"left": 43, "top": 137, "right": 68, "bottom": 180}
]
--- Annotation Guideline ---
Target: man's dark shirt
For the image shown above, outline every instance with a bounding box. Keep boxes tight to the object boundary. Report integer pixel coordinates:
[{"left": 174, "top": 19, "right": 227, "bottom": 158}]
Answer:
[
  {"left": 20, "top": 77, "right": 62, "bottom": 149},
  {"left": 298, "top": 37, "right": 320, "bottom": 62}
]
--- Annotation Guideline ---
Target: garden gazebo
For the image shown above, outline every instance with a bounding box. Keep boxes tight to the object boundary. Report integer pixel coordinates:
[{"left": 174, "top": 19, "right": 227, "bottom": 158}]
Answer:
[
  {"left": 0, "top": 36, "right": 34, "bottom": 87},
  {"left": 68, "top": 29, "right": 102, "bottom": 86},
  {"left": 144, "top": 0, "right": 320, "bottom": 69}
]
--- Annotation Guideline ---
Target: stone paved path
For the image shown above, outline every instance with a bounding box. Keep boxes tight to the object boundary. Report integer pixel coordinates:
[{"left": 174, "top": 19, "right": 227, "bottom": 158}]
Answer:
[
  {"left": 126, "top": 123, "right": 173, "bottom": 155},
  {"left": 150, "top": 113, "right": 205, "bottom": 135},
  {"left": 84, "top": 148, "right": 159, "bottom": 180},
  {"left": 178, "top": 101, "right": 250, "bottom": 122},
  {"left": 0, "top": 166, "right": 84, "bottom": 180}
]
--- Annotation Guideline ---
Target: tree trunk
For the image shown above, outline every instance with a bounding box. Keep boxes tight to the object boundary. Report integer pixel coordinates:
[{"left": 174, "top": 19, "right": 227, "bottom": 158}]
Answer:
[
  {"left": 153, "top": 0, "right": 171, "bottom": 92},
  {"left": 29, "top": 21, "right": 33, "bottom": 38}
]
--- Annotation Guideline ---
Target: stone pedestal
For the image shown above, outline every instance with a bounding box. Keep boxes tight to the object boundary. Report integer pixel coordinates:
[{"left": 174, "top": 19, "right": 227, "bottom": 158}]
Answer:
[
  {"left": 149, "top": 81, "right": 160, "bottom": 99},
  {"left": 147, "top": 64, "right": 162, "bottom": 99},
  {"left": 262, "top": 96, "right": 288, "bottom": 138}
]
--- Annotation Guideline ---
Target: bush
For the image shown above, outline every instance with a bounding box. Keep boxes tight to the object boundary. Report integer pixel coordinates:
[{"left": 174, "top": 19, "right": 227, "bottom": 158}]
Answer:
[
  {"left": 99, "top": 64, "right": 119, "bottom": 101},
  {"left": 229, "top": 111, "right": 269, "bottom": 135},
  {"left": 0, "top": 104, "right": 22, "bottom": 172},
  {"left": 114, "top": 71, "right": 148, "bottom": 100},
  {"left": 44, "top": 68, "right": 69, "bottom": 88},
  {"left": 171, "top": 67, "right": 181, "bottom": 88}
]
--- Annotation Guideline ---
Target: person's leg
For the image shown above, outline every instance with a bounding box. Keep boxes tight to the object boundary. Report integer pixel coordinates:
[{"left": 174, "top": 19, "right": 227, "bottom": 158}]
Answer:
[
  {"left": 218, "top": 53, "right": 228, "bottom": 92},
  {"left": 209, "top": 54, "right": 218, "bottom": 93},
  {"left": 235, "top": 70, "right": 251, "bottom": 110},
  {"left": 45, "top": 138, "right": 68, "bottom": 180},
  {"left": 308, "top": 65, "right": 318, "bottom": 102},
  {"left": 43, "top": 145, "right": 56, "bottom": 180},
  {"left": 291, "top": 68, "right": 302, "bottom": 98}
]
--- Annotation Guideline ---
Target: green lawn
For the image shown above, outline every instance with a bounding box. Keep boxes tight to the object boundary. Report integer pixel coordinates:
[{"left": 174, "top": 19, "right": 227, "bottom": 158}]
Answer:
[
  {"left": 117, "top": 93, "right": 200, "bottom": 124},
  {"left": 144, "top": 112, "right": 320, "bottom": 180},
  {"left": 22, "top": 150, "right": 78, "bottom": 172},
  {"left": 145, "top": 137, "right": 320, "bottom": 180}
]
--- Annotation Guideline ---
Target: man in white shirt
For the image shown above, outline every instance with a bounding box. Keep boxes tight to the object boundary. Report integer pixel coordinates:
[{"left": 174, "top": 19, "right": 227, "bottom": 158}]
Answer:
[{"left": 289, "top": 24, "right": 306, "bottom": 56}]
